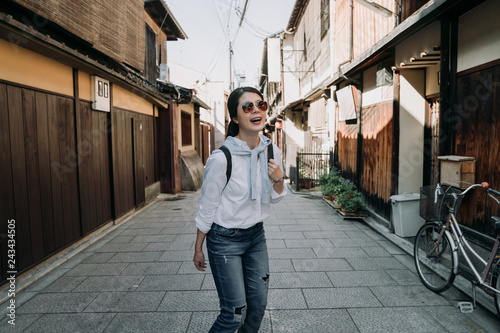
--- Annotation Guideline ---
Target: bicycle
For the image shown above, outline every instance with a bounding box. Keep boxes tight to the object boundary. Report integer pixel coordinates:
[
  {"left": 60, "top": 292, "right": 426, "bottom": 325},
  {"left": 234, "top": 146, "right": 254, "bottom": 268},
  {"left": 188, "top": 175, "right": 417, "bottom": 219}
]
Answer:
[{"left": 413, "top": 182, "right": 500, "bottom": 317}]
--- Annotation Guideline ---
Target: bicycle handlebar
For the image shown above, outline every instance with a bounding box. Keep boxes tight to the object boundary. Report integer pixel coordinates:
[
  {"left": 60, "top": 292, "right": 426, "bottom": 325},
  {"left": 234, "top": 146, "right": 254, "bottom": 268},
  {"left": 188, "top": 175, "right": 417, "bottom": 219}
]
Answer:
[{"left": 437, "top": 182, "right": 500, "bottom": 205}]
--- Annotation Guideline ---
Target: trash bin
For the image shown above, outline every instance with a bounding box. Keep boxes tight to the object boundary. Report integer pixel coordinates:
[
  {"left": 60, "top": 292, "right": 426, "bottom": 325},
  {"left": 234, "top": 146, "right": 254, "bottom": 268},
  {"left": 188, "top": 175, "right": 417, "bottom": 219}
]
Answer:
[{"left": 390, "top": 193, "right": 425, "bottom": 237}]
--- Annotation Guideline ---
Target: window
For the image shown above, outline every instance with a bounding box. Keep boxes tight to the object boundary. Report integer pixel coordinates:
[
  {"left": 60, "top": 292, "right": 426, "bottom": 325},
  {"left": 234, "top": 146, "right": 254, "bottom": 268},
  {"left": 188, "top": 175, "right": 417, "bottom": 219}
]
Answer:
[
  {"left": 181, "top": 111, "right": 192, "bottom": 146},
  {"left": 321, "top": 0, "right": 330, "bottom": 39},
  {"left": 144, "top": 24, "right": 157, "bottom": 84}
]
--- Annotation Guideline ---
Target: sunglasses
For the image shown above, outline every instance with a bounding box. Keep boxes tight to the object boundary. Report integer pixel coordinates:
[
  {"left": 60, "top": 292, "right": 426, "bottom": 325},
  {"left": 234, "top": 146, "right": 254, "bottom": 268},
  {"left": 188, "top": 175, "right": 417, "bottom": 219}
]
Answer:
[{"left": 240, "top": 100, "right": 268, "bottom": 113}]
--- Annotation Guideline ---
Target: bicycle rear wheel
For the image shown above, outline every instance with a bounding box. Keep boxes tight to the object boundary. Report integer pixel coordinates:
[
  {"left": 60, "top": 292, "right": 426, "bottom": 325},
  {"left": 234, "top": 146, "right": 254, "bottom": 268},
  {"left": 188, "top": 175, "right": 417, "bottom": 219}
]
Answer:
[{"left": 414, "top": 222, "right": 456, "bottom": 292}]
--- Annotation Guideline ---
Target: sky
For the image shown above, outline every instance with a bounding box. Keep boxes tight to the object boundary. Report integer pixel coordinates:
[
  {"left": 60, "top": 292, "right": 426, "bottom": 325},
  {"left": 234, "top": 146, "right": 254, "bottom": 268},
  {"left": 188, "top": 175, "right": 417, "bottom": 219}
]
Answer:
[{"left": 164, "top": 0, "right": 296, "bottom": 91}]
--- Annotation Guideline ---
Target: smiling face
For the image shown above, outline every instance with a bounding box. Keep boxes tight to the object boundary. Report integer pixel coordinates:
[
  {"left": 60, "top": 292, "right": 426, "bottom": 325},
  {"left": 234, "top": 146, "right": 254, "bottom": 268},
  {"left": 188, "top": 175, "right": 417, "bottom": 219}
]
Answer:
[{"left": 233, "top": 92, "right": 267, "bottom": 136}]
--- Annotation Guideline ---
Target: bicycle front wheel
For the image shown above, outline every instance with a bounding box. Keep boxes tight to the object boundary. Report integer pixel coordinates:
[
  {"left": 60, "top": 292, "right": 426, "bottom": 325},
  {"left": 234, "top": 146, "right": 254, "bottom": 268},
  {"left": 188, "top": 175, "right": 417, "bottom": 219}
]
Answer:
[{"left": 414, "top": 222, "right": 456, "bottom": 292}]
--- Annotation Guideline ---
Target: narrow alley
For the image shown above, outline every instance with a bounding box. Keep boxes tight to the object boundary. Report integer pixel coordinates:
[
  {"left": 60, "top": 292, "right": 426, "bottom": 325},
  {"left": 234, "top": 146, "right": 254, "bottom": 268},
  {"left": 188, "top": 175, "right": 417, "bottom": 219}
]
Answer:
[{"left": 1, "top": 185, "right": 499, "bottom": 332}]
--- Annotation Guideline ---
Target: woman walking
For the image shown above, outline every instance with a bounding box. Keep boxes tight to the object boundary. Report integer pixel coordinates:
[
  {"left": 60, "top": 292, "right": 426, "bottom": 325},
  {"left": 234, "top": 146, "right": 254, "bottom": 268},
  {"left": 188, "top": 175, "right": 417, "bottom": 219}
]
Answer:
[{"left": 193, "top": 86, "right": 287, "bottom": 332}]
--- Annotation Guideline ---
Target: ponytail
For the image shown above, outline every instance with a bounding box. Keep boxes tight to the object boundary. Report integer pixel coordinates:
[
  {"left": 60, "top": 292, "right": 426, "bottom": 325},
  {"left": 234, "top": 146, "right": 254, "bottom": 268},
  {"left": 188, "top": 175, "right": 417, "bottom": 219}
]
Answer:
[{"left": 227, "top": 120, "right": 239, "bottom": 138}]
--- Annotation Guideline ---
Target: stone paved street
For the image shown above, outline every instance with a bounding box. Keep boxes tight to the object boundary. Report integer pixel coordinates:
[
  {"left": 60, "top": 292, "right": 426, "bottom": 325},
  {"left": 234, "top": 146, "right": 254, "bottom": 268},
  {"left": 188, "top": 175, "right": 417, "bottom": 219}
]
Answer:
[{"left": 1, "top": 185, "right": 499, "bottom": 332}]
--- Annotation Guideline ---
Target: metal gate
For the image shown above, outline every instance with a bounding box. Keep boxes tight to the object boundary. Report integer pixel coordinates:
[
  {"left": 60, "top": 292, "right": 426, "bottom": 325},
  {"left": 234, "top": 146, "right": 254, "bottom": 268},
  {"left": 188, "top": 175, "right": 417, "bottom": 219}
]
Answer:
[{"left": 295, "top": 149, "right": 333, "bottom": 191}]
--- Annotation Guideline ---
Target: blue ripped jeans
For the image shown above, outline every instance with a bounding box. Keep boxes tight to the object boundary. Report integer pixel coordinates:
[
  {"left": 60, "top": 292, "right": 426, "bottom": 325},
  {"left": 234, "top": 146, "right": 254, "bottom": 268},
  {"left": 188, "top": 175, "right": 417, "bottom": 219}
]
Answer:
[{"left": 207, "top": 222, "right": 270, "bottom": 333}]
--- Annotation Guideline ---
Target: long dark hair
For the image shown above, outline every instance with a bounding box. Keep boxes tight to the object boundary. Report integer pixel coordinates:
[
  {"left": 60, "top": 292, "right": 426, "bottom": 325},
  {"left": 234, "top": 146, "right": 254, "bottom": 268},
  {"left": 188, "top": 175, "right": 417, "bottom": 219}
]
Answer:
[{"left": 227, "top": 86, "right": 265, "bottom": 137}]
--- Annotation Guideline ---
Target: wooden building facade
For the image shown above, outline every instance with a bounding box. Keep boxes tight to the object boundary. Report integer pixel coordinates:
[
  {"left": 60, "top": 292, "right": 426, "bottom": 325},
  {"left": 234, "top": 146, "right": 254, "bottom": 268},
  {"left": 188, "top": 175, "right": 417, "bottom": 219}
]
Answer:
[
  {"left": 263, "top": 0, "right": 500, "bottom": 236},
  {"left": 0, "top": 0, "right": 188, "bottom": 284}
]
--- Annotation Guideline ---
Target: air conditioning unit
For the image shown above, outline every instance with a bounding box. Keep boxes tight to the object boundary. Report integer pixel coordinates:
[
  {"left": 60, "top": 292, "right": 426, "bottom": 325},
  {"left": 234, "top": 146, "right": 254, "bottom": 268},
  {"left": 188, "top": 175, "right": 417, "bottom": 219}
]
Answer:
[{"left": 91, "top": 75, "right": 110, "bottom": 112}]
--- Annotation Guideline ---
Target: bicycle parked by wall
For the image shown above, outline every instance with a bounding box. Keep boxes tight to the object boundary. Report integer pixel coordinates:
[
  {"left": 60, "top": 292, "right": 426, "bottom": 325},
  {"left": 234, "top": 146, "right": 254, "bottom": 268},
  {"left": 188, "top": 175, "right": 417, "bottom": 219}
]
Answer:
[{"left": 413, "top": 182, "right": 500, "bottom": 317}]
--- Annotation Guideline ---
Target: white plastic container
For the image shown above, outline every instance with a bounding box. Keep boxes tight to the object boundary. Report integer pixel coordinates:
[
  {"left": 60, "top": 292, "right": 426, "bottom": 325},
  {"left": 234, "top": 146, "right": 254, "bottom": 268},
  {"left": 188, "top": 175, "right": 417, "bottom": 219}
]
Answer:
[{"left": 390, "top": 193, "right": 425, "bottom": 237}]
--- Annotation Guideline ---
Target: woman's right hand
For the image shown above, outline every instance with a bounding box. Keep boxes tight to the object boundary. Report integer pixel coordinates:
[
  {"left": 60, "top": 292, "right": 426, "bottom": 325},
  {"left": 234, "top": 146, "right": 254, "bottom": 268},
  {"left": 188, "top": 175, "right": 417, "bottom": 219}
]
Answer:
[{"left": 193, "top": 250, "right": 207, "bottom": 271}]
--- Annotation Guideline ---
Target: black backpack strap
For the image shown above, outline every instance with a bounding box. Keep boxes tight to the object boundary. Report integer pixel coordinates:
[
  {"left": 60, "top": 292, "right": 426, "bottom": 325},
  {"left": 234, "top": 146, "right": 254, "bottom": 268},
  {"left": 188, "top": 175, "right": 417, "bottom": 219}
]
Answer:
[
  {"left": 219, "top": 145, "right": 231, "bottom": 186},
  {"left": 267, "top": 143, "right": 274, "bottom": 162}
]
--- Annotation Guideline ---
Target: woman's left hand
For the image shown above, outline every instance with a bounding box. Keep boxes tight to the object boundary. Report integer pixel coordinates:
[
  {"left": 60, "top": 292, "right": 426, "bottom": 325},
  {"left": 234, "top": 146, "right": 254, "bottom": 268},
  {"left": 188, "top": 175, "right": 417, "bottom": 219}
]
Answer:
[{"left": 267, "top": 159, "right": 283, "bottom": 182}]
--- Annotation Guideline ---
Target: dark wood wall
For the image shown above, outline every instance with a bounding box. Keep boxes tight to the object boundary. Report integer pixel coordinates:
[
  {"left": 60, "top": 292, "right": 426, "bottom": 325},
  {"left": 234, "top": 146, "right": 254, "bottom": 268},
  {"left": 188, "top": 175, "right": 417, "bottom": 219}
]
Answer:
[
  {"left": 360, "top": 102, "right": 393, "bottom": 219},
  {"left": 0, "top": 84, "right": 81, "bottom": 280},
  {"left": 112, "top": 108, "right": 156, "bottom": 218},
  {"left": 337, "top": 120, "right": 358, "bottom": 181},
  {"left": 454, "top": 64, "right": 500, "bottom": 235},
  {"left": 77, "top": 101, "right": 113, "bottom": 234},
  {"left": 0, "top": 82, "right": 158, "bottom": 283}
]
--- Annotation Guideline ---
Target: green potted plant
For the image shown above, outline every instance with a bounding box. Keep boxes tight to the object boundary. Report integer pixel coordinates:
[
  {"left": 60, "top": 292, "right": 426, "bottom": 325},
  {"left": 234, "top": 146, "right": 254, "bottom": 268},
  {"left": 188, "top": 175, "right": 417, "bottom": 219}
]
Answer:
[
  {"left": 336, "top": 189, "right": 366, "bottom": 213},
  {"left": 319, "top": 167, "right": 343, "bottom": 200}
]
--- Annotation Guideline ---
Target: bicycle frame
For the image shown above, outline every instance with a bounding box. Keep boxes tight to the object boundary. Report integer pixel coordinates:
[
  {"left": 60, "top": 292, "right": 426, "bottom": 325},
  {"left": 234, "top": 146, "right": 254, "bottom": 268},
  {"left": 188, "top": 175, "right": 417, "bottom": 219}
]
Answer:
[{"left": 445, "top": 208, "right": 500, "bottom": 296}]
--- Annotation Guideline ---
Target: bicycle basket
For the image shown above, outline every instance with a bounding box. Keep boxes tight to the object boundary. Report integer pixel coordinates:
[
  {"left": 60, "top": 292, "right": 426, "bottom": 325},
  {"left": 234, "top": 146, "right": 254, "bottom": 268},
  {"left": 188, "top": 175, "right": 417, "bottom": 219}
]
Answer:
[{"left": 420, "top": 185, "right": 463, "bottom": 222}]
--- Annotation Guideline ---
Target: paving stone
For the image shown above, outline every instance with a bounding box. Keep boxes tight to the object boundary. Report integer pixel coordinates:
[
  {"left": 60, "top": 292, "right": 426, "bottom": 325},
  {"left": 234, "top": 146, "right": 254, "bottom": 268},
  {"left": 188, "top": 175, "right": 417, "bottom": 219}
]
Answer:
[
  {"left": 279, "top": 224, "right": 321, "bottom": 232},
  {"left": 65, "top": 263, "right": 128, "bottom": 276},
  {"left": 270, "top": 309, "right": 358, "bottom": 332},
  {"left": 104, "top": 312, "right": 191, "bottom": 333},
  {"left": 422, "top": 305, "right": 499, "bottom": 332},
  {"left": 142, "top": 242, "right": 173, "bottom": 251},
  {"left": 187, "top": 311, "right": 219, "bottom": 332},
  {"left": 270, "top": 272, "right": 332, "bottom": 288},
  {"left": 313, "top": 247, "right": 366, "bottom": 258},
  {"left": 22, "top": 313, "right": 115, "bottom": 333},
  {"left": 84, "top": 291, "right": 164, "bottom": 312},
  {"left": 158, "top": 250, "right": 194, "bottom": 261},
  {"left": 327, "top": 271, "right": 396, "bottom": 287},
  {"left": 345, "top": 257, "right": 407, "bottom": 270},
  {"left": 73, "top": 276, "right": 144, "bottom": 292},
  {"left": 44, "top": 276, "right": 86, "bottom": 292},
  {"left": 315, "top": 222, "right": 360, "bottom": 231},
  {"left": 303, "top": 288, "right": 382, "bottom": 308},
  {"left": 268, "top": 248, "right": 316, "bottom": 259},
  {"left": 178, "top": 261, "right": 212, "bottom": 274},
  {"left": 360, "top": 246, "right": 392, "bottom": 257},
  {"left": 369, "top": 285, "right": 451, "bottom": 306},
  {"left": 81, "top": 252, "right": 116, "bottom": 263},
  {"left": 119, "top": 228, "right": 164, "bottom": 236},
  {"left": 137, "top": 274, "right": 203, "bottom": 291},
  {"left": 348, "top": 307, "right": 446, "bottom": 333},
  {"left": 130, "top": 234, "right": 176, "bottom": 243},
  {"left": 285, "top": 238, "right": 334, "bottom": 248},
  {"left": 107, "top": 251, "right": 163, "bottom": 263},
  {"left": 266, "top": 239, "right": 287, "bottom": 248},
  {"left": 331, "top": 237, "right": 379, "bottom": 247},
  {"left": 95, "top": 242, "right": 148, "bottom": 252},
  {"left": 0, "top": 313, "right": 42, "bottom": 332},
  {"left": 303, "top": 230, "right": 350, "bottom": 239},
  {"left": 292, "top": 258, "right": 352, "bottom": 272},
  {"left": 269, "top": 259, "right": 294, "bottom": 272},
  {"left": 120, "top": 262, "right": 181, "bottom": 275},
  {"left": 17, "top": 292, "right": 99, "bottom": 313},
  {"left": 158, "top": 290, "right": 219, "bottom": 311},
  {"left": 376, "top": 240, "right": 407, "bottom": 254},
  {"left": 265, "top": 231, "right": 306, "bottom": 240},
  {"left": 267, "top": 289, "right": 307, "bottom": 309},
  {"left": 201, "top": 275, "right": 216, "bottom": 290},
  {"left": 385, "top": 269, "right": 421, "bottom": 286}
]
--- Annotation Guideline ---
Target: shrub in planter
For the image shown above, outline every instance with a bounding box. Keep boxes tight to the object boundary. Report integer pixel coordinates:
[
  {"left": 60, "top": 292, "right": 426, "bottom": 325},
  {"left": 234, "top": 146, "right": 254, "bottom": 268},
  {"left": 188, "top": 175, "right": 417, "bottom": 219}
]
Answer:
[
  {"left": 319, "top": 167, "right": 343, "bottom": 197},
  {"left": 336, "top": 189, "right": 366, "bottom": 213}
]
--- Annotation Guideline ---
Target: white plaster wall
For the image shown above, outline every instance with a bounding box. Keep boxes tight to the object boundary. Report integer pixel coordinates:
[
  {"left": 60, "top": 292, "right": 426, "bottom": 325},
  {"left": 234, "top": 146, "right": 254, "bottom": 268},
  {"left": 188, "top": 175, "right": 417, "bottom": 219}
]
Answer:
[
  {"left": 458, "top": 0, "right": 500, "bottom": 72},
  {"left": 362, "top": 65, "right": 393, "bottom": 107},
  {"left": 398, "top": 70, "right": 425, "bottom": 194}
]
